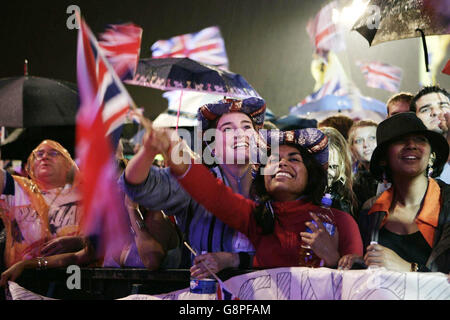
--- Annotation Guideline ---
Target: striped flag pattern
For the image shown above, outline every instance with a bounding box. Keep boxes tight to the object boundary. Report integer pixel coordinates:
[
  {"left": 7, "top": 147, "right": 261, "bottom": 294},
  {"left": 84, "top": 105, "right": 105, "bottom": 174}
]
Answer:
[
  {"left": 356, "top": 61, "right": 403, "bottom": 93},
  {"left": 216, "top": 279, "right": 239, "bottom": 300},
  {"left": 306, "top": 1, "right": 346, "bottom": 54},
  {"left": 76, "top": 14, "right": 132, "bottom": 259},
  {"left": 76, "top": 18, "right": 135, "bottom": 136},
  {"left": 98, "top": 23, "right": 143, "bottom": 81},
  {"left": 151, "top": 26, "right": 229, "bottom": 69}
]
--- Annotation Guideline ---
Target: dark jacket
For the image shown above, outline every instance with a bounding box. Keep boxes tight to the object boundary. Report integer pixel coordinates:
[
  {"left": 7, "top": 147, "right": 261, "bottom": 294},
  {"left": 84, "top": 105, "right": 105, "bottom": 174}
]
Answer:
[
  {"left": 358, "top": 179, "right": 450, "bottom": 273},
  {"left": 353, "top": 165, "right": 378, "bottom": 213}
]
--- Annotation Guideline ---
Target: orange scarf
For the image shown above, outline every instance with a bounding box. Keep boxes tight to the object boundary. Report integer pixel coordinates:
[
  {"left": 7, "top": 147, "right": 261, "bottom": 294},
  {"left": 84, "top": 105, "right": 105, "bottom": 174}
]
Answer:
[{"left": 368, "top": 178, "right": 441, "bottom": 247}]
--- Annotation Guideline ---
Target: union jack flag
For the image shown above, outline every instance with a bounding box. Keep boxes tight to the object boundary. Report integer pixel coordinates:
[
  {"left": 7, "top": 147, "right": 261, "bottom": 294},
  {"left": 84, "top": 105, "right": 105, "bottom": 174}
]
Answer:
[
  {"left": 295, "top": 77, "right": 345, "bottom": 107},
  {"left": 98, "top": 23, "right": 143, "bottom": 81},
  {"left": 151, "top": 26, "right": 229, "bottom": 69},
  {"left": 76, "top": 17, "right": 135, "bottom": 137},
  {"left": 216, "top": 279, "right": 239, "bottom": 300},
  {"left": 76, "top": 14, "right": 132, "bottom": 259},
  {"left": 307, "top": 1, "right": 346, "bottom": 54},
  {"left": 356, "top": 61, "right": 403, "bottom": 93}
]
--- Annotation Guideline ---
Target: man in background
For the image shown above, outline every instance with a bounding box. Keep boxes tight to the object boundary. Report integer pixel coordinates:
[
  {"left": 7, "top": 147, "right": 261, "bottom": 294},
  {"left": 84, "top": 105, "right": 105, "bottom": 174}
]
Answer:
[{"left": 410, "top": 85, "right": 450, "bottom": 183}]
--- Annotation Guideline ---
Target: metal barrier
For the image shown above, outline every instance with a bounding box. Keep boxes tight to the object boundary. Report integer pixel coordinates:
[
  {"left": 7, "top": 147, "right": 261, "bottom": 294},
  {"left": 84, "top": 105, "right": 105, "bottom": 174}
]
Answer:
[{"left": 10, "top": 267, "right": 251, "bottom": 300}]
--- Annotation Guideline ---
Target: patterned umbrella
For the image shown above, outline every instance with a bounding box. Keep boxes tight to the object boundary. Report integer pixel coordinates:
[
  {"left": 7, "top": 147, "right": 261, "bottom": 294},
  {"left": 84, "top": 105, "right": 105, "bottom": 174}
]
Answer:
[
  {"left": 352, "top": 0, "right": 449, "bottom": 46},
  {"left": 125, "top": 57, "right": 260, "bottom": 99},
  {"left": 352, "top": 0, "right": 450, "bottom": 71}
]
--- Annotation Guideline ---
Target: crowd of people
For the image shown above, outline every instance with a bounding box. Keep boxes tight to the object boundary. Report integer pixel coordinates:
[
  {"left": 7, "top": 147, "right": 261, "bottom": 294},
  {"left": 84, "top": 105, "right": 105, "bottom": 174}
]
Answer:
[{"left": 0, "top": 85, "right": 449, "bottom": 296}]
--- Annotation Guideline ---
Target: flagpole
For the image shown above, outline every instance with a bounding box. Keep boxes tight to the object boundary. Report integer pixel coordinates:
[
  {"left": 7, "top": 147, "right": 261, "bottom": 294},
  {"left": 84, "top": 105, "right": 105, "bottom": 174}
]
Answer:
[
  {"left": 184, "top": 242, "right": 237, "bottom": 299},
  {"left": 183, "top": 242, "right": 224, "bottom": 284},
  {"left": 175, "top": 89, "right": 184, "bottom": 132},
  {"left": 76, "top": 11, "right": 139, "bottom": 112}
]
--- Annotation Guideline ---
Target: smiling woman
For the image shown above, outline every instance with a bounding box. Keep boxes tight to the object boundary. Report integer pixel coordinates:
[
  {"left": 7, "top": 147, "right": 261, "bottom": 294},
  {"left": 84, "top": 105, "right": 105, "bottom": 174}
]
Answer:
[
  {"left": 120, "top": 97, "right": 266, "bottom": 279},
  {"left": 263, "top": 145, "right": 309, "bottom": 202},
  {"left": 151, "top": 127, "right": 363, "bottom": 269},
  {"left": 339, "top": 112, "right": 450, "bottom": 274}
]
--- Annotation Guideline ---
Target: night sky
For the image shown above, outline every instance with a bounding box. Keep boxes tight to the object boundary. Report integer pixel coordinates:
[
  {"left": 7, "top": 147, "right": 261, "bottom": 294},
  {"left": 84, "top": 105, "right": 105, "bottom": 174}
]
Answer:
[{"left": 1, "top": 0, "right": 449, "bottom": 119}]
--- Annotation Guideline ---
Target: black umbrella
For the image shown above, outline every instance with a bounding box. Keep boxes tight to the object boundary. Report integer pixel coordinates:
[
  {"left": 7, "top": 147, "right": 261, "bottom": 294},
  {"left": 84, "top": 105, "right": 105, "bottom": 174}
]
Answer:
[
  {"left": 0, "top": 76, "right": 79, "bottom": 127},
  {"left": 352, "top": 0, "right": 450, "bottom": 71},
  {"left": 125, "top": 57, "right": 260, "bottom": 99}
]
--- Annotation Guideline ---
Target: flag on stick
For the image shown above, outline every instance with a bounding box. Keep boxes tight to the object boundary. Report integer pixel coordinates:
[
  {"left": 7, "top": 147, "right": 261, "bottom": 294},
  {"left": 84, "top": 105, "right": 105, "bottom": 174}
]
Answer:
[
  {"left": 151, "top": 26, "right": 229, "bottom": 69},
  {"left": 76, "top": 13, "right": 134, "bottom": 259},
  {"left": 356, "top": 61, "right": 403, "bottom": 93},
  {"left": 98, "top": 23, "right": 143, "bottom": 81},
  {"left": 306, "top": 1, "right": 346, "bottom": 54}
]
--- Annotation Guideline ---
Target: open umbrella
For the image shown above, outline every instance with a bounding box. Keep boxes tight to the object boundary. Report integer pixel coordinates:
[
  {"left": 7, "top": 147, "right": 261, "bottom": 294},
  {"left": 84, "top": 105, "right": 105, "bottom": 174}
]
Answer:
[
  {"left": 152, "top": 90, "right": 223, "bottom": 128},
  {"left": 0, "top": 76, "right": 79, "bottom": 127},
  {"left": 152, "top": 90, "right": 277, "bottom": 128},
  {"left": 125, "top": 57, "right": 261, "bottom": 99},
  {"left": 289, "top": 93, "right": 387, "bottom": 123},
  {"left": 352, "top": 0, "right": 450, "bottom": 71}
]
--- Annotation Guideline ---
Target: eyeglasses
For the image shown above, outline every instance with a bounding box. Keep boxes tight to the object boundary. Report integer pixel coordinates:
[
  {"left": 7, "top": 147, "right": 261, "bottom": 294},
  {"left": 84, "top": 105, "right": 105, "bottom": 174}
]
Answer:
[{"left": 34, "top": 149, "right": 61, "bottom": 160}]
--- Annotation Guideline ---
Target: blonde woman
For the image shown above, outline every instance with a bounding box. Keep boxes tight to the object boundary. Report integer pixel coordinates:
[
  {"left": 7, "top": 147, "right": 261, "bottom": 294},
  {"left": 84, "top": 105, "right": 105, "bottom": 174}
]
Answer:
[{"left": 321, "top": 127, "right": 358, "bottom": 219}]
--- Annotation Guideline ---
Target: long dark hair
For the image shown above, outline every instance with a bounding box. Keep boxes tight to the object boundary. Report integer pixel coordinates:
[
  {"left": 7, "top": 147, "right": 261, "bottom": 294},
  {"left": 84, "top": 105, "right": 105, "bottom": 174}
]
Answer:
[
  {"left": 200, "top": 112, "right": 259, "bottom": 168},
  {"left": 252, "top": 143, "right": 327, "bottom": 234}
]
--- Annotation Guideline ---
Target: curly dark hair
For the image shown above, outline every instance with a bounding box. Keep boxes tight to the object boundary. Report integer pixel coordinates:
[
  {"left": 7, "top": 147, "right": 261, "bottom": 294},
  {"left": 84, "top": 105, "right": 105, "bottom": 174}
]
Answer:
[
  {"left": 410, "top": 85, "right": 450, "bottom": 112},
  {"left": 251, "top": 143, "right": 327, "bottom": 234}
]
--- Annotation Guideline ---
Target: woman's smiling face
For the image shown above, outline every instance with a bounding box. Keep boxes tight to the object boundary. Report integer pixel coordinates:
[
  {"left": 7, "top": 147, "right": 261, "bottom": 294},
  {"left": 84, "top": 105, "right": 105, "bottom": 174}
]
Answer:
[
  {"left": 264, "top": 144, "right": 308, "bottom": 202},
  {"left": 214, "top": 112, "right": 256, "bottom": 164},
  {"left": 387, "top": 133, "right": 431, "bottom": 179}
]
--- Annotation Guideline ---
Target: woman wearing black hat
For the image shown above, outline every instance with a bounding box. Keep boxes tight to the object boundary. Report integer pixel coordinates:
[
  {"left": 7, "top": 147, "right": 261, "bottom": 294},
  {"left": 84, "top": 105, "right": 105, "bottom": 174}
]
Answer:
[{"left": 339, "top": 112, "right": 450, "bottom": 273}]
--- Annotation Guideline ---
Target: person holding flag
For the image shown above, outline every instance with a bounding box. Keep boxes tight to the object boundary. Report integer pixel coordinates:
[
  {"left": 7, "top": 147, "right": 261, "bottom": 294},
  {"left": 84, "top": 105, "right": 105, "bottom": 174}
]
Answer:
[
  {"left": 120, "top": 98, "right": 267, "bottom": 277},
  {"left": 133, "top": 124, "right": 362, "bottom": 269},
  {"left": 0, "top": 15, "right": 146, "bottom": 285},
  {"left": 76, "top": 14, "right": 180, "bottom": 271}
]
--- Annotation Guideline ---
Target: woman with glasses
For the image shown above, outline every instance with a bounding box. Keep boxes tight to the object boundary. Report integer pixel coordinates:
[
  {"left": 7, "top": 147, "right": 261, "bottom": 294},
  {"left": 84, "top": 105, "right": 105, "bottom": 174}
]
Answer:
[{"left": 0, "top": 140, "right": 94, "bottom": 286}]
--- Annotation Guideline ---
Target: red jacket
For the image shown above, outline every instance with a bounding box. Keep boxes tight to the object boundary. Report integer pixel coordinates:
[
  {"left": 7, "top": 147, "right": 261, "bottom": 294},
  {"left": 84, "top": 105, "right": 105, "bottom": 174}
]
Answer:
[{"left": 178, "top": 164, "right": 363, "bottom": 268}]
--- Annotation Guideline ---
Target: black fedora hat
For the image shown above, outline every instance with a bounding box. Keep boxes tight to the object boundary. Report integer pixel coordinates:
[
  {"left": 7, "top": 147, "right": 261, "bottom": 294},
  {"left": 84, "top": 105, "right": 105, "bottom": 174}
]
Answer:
[{"left": 370, "top": 112, "right": 449, "bottom": 180}]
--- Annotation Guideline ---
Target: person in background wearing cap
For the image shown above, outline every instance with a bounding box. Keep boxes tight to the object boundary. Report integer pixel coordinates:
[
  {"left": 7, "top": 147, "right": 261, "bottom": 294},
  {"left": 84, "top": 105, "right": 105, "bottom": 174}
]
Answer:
[
  {"left": 410, "top": 86, "right": 450, "bottom": 183},
  {"left": 149, "top": 127, "right": 363, "bottom": 268},
  {"left": 0, "top": 140, "right": 95, "bottom": 286},
  {"left": 120, "top": 97, "right": 266, "bottom": 278},
  {"left": 339, "top": 113, "right": 450, "bottom": 273}
]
